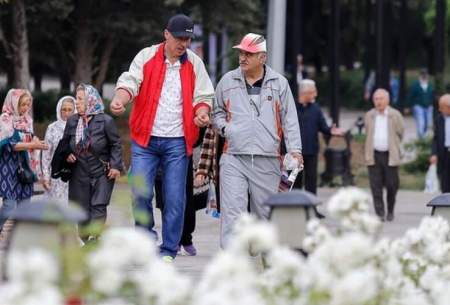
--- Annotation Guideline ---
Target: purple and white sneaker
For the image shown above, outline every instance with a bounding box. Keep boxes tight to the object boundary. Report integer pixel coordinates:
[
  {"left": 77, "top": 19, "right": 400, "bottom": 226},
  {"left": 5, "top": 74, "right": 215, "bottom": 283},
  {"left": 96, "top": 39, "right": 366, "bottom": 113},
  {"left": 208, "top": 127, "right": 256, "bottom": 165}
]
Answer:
[{"left": 182, "top": 244, "right": 197, "bottom": 256}]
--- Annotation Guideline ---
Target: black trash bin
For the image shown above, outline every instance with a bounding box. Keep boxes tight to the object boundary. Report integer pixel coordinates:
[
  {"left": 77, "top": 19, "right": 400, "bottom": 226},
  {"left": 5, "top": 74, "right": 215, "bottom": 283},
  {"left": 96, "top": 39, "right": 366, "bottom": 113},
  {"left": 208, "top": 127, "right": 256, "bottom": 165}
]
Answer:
[{"left": 320, "top": 131, "right": 354, "bottom": 187}]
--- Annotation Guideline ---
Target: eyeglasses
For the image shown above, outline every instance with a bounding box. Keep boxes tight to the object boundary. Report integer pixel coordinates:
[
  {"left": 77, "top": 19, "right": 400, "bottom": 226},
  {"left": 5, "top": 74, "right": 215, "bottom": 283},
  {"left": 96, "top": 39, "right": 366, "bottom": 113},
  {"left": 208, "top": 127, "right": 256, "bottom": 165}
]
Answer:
[
  {"left": 61, "top": 108, "right": 74, "bottom": 112},
  {"left": 239, "top": 51, "right": 258, "bottom": 58}
]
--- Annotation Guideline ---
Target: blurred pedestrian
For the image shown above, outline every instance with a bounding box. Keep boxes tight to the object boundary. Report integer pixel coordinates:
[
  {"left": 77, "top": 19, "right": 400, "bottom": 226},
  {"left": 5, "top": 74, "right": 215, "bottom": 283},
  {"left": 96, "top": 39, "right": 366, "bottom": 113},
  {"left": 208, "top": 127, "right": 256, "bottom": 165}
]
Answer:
[
  {"left": 430, "top": 94, "right": 450, "bottom": 192},
  {"left": 41, "top": 96, "right": 76, "bottom": 204},
  {"left": 64, "top": 84, "right": 123, "bottom": 242},
  {"left": 0, "top": 89, "right": 48, "bottom": 234},
  {"left": 110, "top": 14, "right": 214, "bottom": 261},
  {"left": 365, "top": 89, "right": 404, "bottom": 221},
  {"left": 296, "top": 54, "right": 307, "bottom": 86},
  {"left": 293, "top": 79, "right": 343, "bottom": 218},
  {"left": 408, "top": 69, "right": 434, "bottom": 139},
  {"left": 213, "top": 33, "right": 302, "bottom": 247},
  {"left": 195, "top": 125, "right": 226, "bottom": 216}
]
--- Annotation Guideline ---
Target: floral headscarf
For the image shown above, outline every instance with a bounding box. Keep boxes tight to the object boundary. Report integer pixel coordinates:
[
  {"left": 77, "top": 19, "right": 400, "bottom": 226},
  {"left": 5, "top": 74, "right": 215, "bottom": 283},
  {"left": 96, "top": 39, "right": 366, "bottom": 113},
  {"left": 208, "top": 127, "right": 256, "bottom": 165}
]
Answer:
[
  {"left": 0, "top": 89, "right": 33, "bottom": 143},
  {"left": 0, "top": 89, "right": 42, "bottom": 178},
  {"left": 75, "top": 84, "right": 104, "bottom": 153}
]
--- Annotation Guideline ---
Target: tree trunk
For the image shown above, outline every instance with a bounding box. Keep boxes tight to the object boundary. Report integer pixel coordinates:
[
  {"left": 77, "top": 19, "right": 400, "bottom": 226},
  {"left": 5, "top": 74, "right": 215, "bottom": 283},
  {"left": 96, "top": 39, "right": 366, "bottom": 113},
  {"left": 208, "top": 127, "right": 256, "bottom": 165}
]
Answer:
[
  {"left": 33, "top": 72, "right": 42, "bottom": 92},
  {"left": 59, "top": 74, "right": 71, "bottom": 91},
  {"left": 54, "top": 37, "right": 72, "bottom": 91},
  {"left": 73, "top": 23, "right": 95, "bottom": 85},
  {"left": 94, "top": 35, "right": 115, "bottom": 90},
  {"left": 11, "top": 0, "right": 30, "bottom": 89},
  {"left": 73, "top": 0, "right": 95, "bottom": 85}
]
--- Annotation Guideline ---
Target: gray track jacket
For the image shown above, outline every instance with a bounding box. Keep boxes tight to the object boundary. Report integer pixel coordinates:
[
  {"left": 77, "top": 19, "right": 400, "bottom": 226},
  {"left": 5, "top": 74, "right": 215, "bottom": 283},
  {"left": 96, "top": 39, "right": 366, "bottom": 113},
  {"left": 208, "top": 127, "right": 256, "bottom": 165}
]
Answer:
[{"left": 213, "top": 65, "right": 302, "bottom": 157}]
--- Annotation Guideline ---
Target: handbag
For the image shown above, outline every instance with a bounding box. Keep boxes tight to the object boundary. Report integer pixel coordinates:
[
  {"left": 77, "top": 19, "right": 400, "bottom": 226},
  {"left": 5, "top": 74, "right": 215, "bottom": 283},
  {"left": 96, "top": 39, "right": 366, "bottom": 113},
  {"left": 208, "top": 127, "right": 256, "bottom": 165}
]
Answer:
[
  {"left": 17, "top": 153, "right": 36, "bottom": 184},
  {"left": 51, "top": 136, "right": 73, "bottom": 182}
]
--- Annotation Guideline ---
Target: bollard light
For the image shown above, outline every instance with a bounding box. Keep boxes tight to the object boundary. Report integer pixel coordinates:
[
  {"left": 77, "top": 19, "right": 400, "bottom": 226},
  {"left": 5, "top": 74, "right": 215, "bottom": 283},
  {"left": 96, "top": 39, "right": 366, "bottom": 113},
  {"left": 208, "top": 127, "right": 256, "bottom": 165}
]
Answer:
[
  {"left": 265, "top": 190, "right": 321, "bottom": 250},
  {"left": 426, "top": 193, "right": 450, "bottom": 221},
  {"left": 3, "top": 199, "right": 86, "bottom": 279}
]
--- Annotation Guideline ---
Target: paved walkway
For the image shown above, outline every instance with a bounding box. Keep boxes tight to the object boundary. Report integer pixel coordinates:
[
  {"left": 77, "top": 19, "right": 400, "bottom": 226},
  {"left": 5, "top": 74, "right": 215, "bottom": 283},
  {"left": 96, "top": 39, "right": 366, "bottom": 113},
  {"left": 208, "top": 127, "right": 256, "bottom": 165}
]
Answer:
[{"left": 105, "top": 184, "right": 436, "bottom": 279}]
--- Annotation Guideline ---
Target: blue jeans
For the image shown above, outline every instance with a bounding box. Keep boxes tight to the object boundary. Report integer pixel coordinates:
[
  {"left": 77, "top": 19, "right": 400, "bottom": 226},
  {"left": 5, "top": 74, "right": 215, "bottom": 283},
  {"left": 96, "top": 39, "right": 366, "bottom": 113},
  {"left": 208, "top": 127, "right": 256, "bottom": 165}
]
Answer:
[
  {"left": 413, "top": 105, "right": 433, "bottom": 139},
  {"left": 0, "top": 198, "right": 30, "bottom": 232},
  {"left": 130, "top": 137, "right": 188, "bottom": 258}
]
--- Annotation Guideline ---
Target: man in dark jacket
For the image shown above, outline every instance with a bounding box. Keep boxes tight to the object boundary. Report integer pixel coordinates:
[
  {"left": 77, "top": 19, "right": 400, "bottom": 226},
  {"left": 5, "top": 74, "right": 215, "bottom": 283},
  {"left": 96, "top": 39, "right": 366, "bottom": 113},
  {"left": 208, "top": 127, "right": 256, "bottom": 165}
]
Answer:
[
  {"left": 293, "top": 80, "right": 343, "bottom": 217},
  {"left": 408, "top": 69, "right": 434, "bottom": 139},
  {"left": 430, "top": 94, "right": 450, "bottom": 192}
]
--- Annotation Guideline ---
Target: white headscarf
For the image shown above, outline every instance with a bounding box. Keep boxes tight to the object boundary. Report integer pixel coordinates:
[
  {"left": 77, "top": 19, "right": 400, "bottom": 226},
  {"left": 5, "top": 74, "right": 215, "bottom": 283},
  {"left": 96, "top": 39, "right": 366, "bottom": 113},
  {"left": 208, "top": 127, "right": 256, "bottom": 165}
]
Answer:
[{"left": 55, "top": 95, "right": 76, "bottom": 130}]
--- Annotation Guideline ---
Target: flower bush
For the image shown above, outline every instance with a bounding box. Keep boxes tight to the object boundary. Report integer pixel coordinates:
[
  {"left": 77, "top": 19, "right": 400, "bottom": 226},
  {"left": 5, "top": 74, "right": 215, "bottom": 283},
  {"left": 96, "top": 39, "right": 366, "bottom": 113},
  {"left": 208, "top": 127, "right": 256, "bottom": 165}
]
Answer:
[{"left": 2, "top": 187, "right": 450, "bottom": 305}]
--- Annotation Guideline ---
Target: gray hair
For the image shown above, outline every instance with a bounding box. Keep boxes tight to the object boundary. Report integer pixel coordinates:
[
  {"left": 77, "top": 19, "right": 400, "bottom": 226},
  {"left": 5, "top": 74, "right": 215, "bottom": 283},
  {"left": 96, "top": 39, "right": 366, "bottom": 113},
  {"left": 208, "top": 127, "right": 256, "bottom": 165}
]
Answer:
[
  {"left": 299, "top": 79, "right": 316, "bottom": 92},
  {"left": 439, "top": 94, "right": 450, "bottom": 106}
]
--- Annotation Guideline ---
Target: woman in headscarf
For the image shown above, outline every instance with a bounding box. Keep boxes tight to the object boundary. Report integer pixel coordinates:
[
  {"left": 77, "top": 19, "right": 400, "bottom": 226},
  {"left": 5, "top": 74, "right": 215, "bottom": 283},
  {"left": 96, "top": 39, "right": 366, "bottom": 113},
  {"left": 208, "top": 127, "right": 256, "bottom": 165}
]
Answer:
[
  {"left": 41, "top": 96, "right": 76, "bottom": 203},
  {"left": 62, "top": 84, "right": 123, "bottom": 242},
  {"left": 0, "top": 89, "right": 48, "bottom": 233}
]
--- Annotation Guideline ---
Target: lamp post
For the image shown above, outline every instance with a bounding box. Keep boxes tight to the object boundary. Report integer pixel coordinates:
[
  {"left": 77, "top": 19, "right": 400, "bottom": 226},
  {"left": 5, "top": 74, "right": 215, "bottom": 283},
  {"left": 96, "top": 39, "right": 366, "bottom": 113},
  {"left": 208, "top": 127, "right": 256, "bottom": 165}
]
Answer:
[
  {"left": 426, "top": 193, "right": 450, "bottom": 221},
  {"left": 3, "top": 199, "right": 86, "bottom": 279},
  {"left": 265, "top": 190, "right": 321, "bottom": 251}
]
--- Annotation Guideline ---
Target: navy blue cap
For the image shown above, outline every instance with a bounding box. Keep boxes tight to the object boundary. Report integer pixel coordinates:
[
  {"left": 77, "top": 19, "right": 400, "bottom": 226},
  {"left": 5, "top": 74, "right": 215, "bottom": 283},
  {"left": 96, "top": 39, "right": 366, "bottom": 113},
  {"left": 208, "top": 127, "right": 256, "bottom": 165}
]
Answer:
[{"left": 167, "top": 14, "right": 195, "bottom": 38}]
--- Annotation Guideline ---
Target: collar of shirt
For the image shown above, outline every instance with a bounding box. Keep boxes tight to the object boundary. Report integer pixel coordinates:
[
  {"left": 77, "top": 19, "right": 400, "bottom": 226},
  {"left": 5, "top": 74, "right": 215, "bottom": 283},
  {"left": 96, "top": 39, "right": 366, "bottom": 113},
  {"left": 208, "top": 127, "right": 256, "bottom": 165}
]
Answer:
[
  {"left": 165, "top": 58, "right": 181, "bottom": 67},
  {"left": 445, "top": 116, "right": 450, "bottom": 147},
  {"left": 245, "top": 66, "right": 266, "bottom": 89},
  {"left": 376, "top": 108, "right": 388, "bottom": 116}
]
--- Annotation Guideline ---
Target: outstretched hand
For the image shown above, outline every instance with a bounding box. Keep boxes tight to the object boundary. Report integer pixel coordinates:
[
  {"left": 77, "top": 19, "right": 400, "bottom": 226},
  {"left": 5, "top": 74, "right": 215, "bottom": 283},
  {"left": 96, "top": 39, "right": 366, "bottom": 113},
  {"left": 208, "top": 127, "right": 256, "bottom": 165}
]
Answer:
[{"left": 330, "top": 124, "right": 345, "bottom": 136}]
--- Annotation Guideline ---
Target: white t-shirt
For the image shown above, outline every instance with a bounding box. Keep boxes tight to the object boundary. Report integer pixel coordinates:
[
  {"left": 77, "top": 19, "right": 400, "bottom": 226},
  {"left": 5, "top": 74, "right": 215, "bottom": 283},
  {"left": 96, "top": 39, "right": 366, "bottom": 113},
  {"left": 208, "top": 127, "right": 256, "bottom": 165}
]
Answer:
[
  {"left": 373, "top": 109, "right": 389, "bottom": 152},
  {"left": 152, "top": 59, "right": 184, "bottom": 137}
]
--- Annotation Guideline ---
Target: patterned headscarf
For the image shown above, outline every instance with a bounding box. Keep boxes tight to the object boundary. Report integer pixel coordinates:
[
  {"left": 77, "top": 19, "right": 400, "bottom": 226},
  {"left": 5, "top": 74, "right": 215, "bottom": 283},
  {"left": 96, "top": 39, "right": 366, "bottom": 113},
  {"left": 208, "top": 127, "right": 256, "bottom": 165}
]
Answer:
[
  {"left": 0, "top": 89, "right": 33, "bottom": 143},
  {"left": 75, "top": 84, "right": 104, "bottom": 153},
  {"left": 0, "top": 89, "right": 42, "bottom": 178}
]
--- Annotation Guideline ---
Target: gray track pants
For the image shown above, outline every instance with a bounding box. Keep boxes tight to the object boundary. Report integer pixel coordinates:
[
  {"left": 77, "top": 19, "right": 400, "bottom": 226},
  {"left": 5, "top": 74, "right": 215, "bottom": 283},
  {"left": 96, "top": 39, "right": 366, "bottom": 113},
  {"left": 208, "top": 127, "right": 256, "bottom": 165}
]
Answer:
[{"left": 219, "top": 153, "right": 281, "bottom": 248}]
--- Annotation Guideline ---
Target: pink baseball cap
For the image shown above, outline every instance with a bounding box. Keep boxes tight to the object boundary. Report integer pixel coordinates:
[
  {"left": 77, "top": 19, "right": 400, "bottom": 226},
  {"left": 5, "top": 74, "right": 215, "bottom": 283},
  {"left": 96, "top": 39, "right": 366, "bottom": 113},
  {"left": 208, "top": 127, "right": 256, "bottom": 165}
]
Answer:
[{"left": 233, "top": 33, "right": 267, "bottom": 53}]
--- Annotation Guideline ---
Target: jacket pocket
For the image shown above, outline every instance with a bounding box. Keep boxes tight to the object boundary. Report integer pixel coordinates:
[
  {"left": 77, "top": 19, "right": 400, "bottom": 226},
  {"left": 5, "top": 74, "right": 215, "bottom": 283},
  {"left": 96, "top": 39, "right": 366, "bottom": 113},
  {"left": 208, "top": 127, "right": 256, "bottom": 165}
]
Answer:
[
  {"left": 225, "top": 116, "right": 252, "bottom": 153},
  {"left": 254, "top": 119, "right": 279, "bottom": 154}
]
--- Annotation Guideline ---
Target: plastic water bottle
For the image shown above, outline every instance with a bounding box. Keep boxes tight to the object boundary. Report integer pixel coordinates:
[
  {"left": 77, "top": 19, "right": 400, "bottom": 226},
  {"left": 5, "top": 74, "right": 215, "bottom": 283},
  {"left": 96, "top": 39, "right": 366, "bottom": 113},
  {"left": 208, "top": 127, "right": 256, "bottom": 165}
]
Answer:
[
  {"left": 205, "top": 181, "right": 220, "bottom": 218},
  {"left": 278, "top": 154, "right": 303, "bottom": 192}
]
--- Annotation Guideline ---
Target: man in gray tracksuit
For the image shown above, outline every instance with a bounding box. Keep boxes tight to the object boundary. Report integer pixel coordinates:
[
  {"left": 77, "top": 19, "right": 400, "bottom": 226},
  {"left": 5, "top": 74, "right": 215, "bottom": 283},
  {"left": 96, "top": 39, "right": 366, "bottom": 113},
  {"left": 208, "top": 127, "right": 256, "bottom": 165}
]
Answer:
[{"left": 213, "top": 33, "right": 303, "bottom": 247}]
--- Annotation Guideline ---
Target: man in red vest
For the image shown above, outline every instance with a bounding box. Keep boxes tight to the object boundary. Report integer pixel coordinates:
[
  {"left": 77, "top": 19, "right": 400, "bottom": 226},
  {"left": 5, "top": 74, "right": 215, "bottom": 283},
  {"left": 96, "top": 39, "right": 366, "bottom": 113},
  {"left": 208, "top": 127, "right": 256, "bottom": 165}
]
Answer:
[{"left": 110, "top": 14, "right": 214, "bottom": 261}]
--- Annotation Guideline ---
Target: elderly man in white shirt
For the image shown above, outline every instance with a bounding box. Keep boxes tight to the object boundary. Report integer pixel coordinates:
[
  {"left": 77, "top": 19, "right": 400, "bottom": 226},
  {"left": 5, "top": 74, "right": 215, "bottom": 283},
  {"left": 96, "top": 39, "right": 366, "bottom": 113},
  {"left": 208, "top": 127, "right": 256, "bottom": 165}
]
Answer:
[{"left": 364, "top": 88, "right": 405, "bottom": 221}]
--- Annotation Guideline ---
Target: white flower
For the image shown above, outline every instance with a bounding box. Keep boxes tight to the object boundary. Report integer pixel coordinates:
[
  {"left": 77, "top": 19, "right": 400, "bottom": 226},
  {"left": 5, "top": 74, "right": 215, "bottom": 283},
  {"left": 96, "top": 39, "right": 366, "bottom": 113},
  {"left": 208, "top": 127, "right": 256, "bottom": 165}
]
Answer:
[
  {"left": 87, "top": 227, "right": 158, "bottom": 296},
  {"left": 89, "top": 267, "right": 123, "bottom": 295},
  {"left": 329, "top": 266, "right": 379, "bottom": 305},
  {"left": 303, "top": 219, "right": 332, "bottom": 252},
  {"left": 0, "top": 283, "right": 63, "bottom": 305},
  {"left": 94, "top": 227, "right": 157, "bottom": 266},
  {"left": 229, "top": 214, "right": 279, "bottom": 256},
  {"left": 310, "top": 233, "right": 374, "bottom": 275},
  {"left": 389, "top": 282, "right": 431, "bottom": 305},
  {"left": 133, "top": 260, "right": 191, "bottom": 304},
  {"left": 327, "top": 187, "right": 371, "bottom": 218},
  {"left": 97, "top": 299, "right": 134, "bottom": 305},
  {"left": 194, "top": 251, "right": 262, "bottom": 305},
  {"left": 259, "top": 247, "right": 308, "bottom": 305}
]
